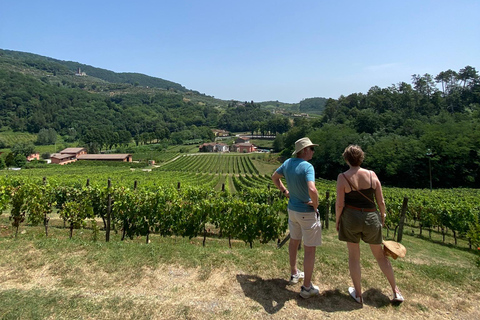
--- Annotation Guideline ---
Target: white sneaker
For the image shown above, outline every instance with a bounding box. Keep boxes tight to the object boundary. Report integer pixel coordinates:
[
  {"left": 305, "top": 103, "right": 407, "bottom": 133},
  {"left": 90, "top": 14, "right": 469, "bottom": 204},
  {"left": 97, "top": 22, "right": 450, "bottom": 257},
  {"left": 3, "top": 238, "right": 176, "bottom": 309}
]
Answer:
[
  {"left": 393, "top": 287, "right": 404, "bottom": 303},
  {"left": 289, "top": 271, "right": 304, "bottom": 284},
  {"left": 300, "top": 283, "right": 319, "bottom": 299},
  {"left": 348, "top": 287, "right": 363, "bottom": 304}
]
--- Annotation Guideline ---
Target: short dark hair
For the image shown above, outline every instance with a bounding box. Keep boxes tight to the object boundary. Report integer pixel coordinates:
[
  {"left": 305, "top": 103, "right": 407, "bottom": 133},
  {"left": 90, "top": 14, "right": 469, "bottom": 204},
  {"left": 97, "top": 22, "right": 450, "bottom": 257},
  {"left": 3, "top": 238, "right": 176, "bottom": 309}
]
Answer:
[{"left": 343, "top": 145, "right": 364, "bottom": 166}]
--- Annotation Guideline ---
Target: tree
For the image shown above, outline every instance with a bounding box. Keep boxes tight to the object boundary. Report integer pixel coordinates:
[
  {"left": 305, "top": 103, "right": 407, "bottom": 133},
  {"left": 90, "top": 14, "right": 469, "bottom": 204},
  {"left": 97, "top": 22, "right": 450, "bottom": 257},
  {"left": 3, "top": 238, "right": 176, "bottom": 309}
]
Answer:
[
  {"left": 12, "top": 143, "right": 35, "bottom": 157},
  {"left": 14, "top": 154, "right": 27, "bottom": 167},
  {"left": 80, "top": 128, "right": 107, "bottom": 153},
  {"left": 5, "top": 153, "right": 15, "bottom": 167},
  {"left": 309, "top": 124, "right": 361, "bottom": 180},
  {"left": 272, "top": 134, "right": 285, "bottom": 152},
  {"left": 36, "top": 128, "right": 57, "bottom": 145},
  {"left": 457, "top": 66, "right": 478, "bottom": 89},
  {"left": 118, "top": 130, "right": 132, "bottom": 146},
  {"left": 435, "top": 69, "right": 458, "bottom": 96},
  {"left": 412, "top": 73, "right": 437, "bottom": 98},
  {"left": 64, "top": 128, "right": 78, "bottom": 142}
]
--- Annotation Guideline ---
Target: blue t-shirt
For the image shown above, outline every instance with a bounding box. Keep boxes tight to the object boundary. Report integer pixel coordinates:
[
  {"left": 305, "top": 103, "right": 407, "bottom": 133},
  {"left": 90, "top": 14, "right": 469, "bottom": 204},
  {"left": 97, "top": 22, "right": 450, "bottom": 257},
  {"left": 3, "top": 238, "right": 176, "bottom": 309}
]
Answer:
[{"left": 276, "top": 157, "right": 315, "bottom": 212}]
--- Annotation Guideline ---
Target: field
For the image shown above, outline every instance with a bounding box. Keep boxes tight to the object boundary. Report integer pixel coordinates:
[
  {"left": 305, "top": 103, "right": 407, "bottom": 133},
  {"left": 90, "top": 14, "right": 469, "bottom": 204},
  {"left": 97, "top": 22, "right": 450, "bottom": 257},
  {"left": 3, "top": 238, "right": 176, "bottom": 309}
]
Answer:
[
  {"left": 0, "top": 130, "right": 37, "bottom": 148},
  {"left": 0, "top": 214, "right": 479, "bottom": 320},
  {"left": 0, "top": 152, "right": 479, "bottom": 319}
]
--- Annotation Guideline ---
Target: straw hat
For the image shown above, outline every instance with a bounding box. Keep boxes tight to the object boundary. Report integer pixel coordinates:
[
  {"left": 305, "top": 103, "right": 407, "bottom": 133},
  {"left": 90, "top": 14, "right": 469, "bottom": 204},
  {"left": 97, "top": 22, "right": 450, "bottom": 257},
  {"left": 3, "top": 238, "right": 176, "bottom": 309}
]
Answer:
[
  {"left": 292, "top": 137, "right": 318, "bottom": 155},
  {"left": 383, "top": 240, "right": 407, "bottom": 259}
]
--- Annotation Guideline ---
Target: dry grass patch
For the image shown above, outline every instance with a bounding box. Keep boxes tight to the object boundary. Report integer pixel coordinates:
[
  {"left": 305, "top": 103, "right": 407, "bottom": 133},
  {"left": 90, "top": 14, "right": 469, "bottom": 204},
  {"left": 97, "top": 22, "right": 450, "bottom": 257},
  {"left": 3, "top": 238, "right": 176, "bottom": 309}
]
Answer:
[{"left": 0, "top": 216, "right": 479, "bottom": 319}]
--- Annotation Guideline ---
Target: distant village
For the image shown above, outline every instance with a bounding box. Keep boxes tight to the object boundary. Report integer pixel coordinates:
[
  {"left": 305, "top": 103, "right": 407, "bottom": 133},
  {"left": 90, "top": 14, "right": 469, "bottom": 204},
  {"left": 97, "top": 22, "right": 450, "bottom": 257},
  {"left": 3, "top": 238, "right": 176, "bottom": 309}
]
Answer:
[
  {"left": 198, "top": 132, "right": 272, "bottom": 153},
  {"left": 26, "top": 148, "right": 132, "bottom": 166}
]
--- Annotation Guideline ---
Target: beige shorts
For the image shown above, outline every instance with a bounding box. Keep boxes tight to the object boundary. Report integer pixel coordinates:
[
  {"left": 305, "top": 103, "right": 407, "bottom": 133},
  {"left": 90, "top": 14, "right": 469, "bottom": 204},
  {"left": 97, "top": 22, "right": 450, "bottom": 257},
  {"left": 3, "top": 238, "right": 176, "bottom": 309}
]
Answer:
[{"left": 288, "top": 209, "right": 322, "bottom": 247}]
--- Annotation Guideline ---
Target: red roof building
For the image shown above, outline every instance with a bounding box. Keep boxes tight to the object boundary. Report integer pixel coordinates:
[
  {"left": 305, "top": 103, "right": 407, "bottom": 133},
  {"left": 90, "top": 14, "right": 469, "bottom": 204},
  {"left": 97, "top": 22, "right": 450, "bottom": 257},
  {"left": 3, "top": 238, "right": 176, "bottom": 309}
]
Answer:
[
  {"left": 77, "top": 154, "right": 132, "bottom": 162},
  {"left": 236, "top": 143, "right": 256, "bottom": 153},
  {"left": 51, "top": 148, "right": 132, "bottom": 164}
]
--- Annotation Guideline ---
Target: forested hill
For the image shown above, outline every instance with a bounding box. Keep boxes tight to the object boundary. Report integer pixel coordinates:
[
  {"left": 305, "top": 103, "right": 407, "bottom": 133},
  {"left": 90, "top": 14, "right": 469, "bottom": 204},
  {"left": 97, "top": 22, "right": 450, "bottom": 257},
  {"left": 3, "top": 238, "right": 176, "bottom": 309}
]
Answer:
[
  {"left": 0, "top": 49, "right": 291, "bottom": 153},
  {"left": 0, "top": 49, "right": 187, "bottom": 92},
  {"left": 258, "top": 97, "right": 327, "bottom": 115},
  {"left": 274, "top": 67, "right": 480, "bottom": 188},
  {"left": 2, "top": 49, "right": 479, "bottom": 188}
]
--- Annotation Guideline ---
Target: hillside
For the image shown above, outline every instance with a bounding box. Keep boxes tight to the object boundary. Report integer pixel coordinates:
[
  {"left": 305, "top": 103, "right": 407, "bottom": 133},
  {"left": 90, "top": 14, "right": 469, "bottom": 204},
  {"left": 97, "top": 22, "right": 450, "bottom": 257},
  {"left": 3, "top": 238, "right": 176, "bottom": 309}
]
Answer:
[
  {"left": 1, "top": 49, "right": 479, "bottom": 189},
  {"left": 258, "top": 97, "right": 328, "bottom": 115},
  {"left": 0, "top": 49, "right": 188, "bottom": 92},
  {"left": 0, "top": 49, "right": 295, "bottom": 153}
]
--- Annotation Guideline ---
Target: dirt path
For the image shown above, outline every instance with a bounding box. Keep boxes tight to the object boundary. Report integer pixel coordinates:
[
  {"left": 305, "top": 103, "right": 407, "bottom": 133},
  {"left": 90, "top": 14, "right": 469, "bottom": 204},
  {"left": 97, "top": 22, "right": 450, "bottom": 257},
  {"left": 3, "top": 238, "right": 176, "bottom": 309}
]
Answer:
[{"left": 1, "top": 262, "right": 478, "bottom": 320}]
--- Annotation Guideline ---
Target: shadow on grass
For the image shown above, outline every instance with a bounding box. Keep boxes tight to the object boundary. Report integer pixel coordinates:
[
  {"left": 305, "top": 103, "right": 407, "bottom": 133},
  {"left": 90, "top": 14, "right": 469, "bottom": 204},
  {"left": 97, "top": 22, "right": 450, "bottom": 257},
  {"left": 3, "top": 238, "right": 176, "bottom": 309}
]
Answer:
[
  {"left": 236, "top": 274, "right": 386, "bottom": 314},
  {"left": 415, "top": 234, "right": 478, "bottom": 254},
  {"left": 361, "top": 288, "right": 395, "bottom": 308},
  {"left": 236, "top": 274, "right": 296, "bottom": 314}
]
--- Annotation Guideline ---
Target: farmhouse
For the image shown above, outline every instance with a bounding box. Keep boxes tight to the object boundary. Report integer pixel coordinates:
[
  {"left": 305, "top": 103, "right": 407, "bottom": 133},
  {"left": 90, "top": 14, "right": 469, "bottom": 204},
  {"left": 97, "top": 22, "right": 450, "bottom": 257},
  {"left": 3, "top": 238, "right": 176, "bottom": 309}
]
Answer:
[
  {"left": 235, "top": 136, "right": 250, "bottom": 144},
  {"left": 60, "top": 148, "right": 87, "bottom": 157},
  {"left": 199, "top": 142, "right": 229, "bottom": 153},
  {"left": 51, "top": 148, "right": 132, "bottom": 164},
  {"left": 26, "top": 153, "right": 40, "bottom": 161},
  {"left": 231, "top": 143, "right": 257, "bottom": 153},
  {"left": 212, "top": 129, "right": 229, "bottom": 137},
  {"left": 77, "top": 154, "right": 132, "bottom": 162},
  {"left": 50, "top": 153, "right": 77, "bottom": 165}
]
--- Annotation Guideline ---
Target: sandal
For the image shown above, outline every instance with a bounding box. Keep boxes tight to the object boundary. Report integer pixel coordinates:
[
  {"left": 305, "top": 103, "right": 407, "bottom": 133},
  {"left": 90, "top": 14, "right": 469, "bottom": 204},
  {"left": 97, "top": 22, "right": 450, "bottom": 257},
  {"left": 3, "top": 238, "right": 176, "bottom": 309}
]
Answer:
[
  {"left": 348, "top": 286, "right": 363, "bottom": 304},
  {"left": 392, "top": 287, "right": 404, "bottom": 303}
]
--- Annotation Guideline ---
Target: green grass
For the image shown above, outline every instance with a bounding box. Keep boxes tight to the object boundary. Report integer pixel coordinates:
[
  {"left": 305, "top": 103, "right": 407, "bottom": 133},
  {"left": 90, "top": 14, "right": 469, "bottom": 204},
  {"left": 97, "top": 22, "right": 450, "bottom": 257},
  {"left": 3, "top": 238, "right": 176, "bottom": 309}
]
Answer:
[{"left": 1, "top": 213, "right": 479, "bottom": 319}]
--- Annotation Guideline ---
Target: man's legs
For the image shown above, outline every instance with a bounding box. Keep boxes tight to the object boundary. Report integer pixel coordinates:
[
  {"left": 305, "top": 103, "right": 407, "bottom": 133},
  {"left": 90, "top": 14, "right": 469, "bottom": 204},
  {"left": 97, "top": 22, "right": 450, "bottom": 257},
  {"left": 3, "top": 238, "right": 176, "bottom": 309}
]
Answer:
[
  {"left": 303, "top": 245, "right": 316, "bottom": 287},
  {"left": 289, "top": 238, "right": 301, "bottom": 275}
]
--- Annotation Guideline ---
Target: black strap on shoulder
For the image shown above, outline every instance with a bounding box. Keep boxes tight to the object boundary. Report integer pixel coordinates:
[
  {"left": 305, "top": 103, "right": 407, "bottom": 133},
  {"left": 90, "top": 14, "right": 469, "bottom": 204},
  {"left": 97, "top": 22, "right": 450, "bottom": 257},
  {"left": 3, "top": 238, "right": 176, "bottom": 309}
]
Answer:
[
  {"left": 342, "top": 173, "right": 354, "bottom": 189},
  {"left": 342, "top": 173, "right": 376, "bottom": 205}
]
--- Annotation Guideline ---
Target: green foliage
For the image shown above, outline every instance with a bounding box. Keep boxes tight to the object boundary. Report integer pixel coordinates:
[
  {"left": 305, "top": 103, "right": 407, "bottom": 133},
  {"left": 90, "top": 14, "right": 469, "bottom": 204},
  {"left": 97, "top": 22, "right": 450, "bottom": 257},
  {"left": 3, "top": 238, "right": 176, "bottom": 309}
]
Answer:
[
  {"left": 9, "top": 185, "right": 27, "bottom": 236},
  {"left": 14, "top": 154, "right": 26, "bottom": 167},
  {"left": 5, "top": 152, "right": 15, "bottom": 167},
  {"left": 24, "top": 183, "right": 56, "bottom": 227},
  {"left": 11, "top": 142, "right": 35, "bottom": 157},
  {"left": 0, "top": 50, "right": 229, "bottom": 150},
  {"left": 299, "top": 97, "right": 328, "bottom": 114},
  {"left": 279, "top": 65, "right": 480, "bottom": 188},
  {"left": 1, "top": 156, "right": 480, "bottom": 250},
  {"left": 2, "top": 48, "right": 480, "bottom": 189},
  {"left": 35, "top": 128, "right": 57, "bottom": 145},
  {"left": 218, "top": 102, "right": 276, "bottom": 133}
]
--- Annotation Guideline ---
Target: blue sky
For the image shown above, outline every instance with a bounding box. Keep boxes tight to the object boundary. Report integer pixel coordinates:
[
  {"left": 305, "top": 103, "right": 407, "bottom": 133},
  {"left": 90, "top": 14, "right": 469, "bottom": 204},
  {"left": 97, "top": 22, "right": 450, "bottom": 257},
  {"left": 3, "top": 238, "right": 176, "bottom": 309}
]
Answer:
[{"left": 1, "top": 0, "right": 479, "bottom": 103}]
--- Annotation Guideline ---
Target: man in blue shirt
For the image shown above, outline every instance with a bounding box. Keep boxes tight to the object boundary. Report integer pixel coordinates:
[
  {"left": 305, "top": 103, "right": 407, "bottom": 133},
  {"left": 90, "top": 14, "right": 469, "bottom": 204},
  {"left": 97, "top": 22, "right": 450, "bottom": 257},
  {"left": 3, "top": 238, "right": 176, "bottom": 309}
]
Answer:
[{"left": 272, "top": 137, "right": 321, "bottom": 299}]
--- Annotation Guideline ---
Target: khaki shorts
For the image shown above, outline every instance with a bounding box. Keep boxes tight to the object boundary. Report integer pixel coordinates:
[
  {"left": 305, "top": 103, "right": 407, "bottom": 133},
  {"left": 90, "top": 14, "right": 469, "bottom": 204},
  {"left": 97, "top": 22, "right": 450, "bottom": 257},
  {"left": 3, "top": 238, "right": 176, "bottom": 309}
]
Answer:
[
  {"left": 338, "top": 207, "right": 382, "bottom": 244},
  {"left": 288, "top": 209, "right": 322, "bottom": 247}
]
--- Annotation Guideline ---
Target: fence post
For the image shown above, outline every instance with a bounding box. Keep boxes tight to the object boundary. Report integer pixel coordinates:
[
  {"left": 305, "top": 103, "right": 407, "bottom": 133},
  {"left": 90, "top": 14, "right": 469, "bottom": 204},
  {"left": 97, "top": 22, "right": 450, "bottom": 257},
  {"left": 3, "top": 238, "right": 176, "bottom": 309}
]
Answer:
[
  {"left": 42, "top": 177, "right": 49, "bottom": 237},
  {"left": 134, "top": 180, "right": 137, "bottom": 190},
  {"left": 177, "top": 182, "right": 181, "bottom": 190},
  {"left": 397, "top": 197, "right": 408, "bottom": 243},
  {"left": 106, "top": 179, "right": 111, "bottom": 242},
  {"left": 86, "top": 179, "right": 90, "bottom": 187},
  {"left": 222, "top": 183, "right": 225, "bottom": 192},
  {"left": 325, "top": 191, "right": 330, "bottom": 229}
]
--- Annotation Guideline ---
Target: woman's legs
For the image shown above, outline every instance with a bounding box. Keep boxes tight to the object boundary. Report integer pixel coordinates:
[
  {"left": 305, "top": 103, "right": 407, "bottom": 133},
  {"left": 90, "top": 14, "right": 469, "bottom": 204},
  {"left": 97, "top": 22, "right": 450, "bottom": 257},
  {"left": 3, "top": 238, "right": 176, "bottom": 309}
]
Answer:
[
  {"left": 370, "top": 244, "right": 398, "bottom": 295},
  {"left": 347, "top": 242, "right": 362, "bottom": 299}
]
